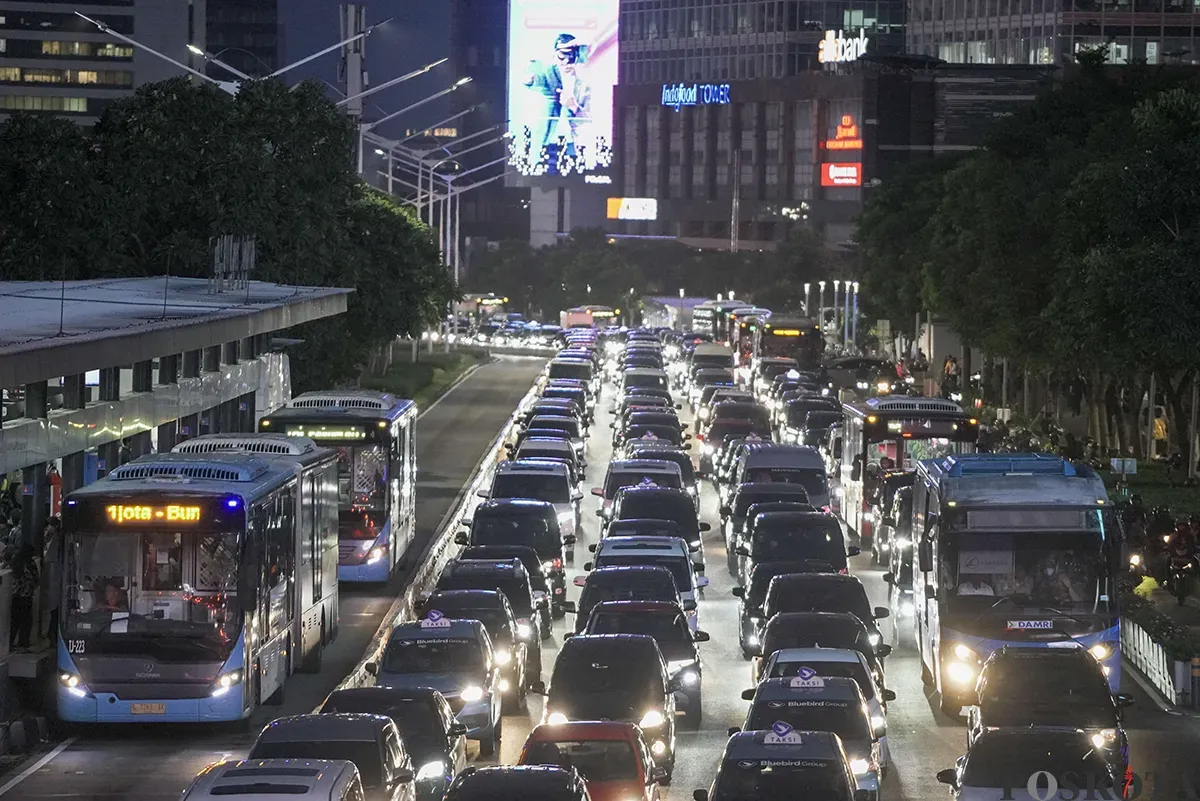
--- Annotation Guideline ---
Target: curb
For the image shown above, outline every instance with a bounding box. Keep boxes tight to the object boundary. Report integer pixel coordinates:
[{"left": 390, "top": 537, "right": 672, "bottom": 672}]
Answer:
[{"left": 0, "top": 715, "right": 49, "bottom": 755}]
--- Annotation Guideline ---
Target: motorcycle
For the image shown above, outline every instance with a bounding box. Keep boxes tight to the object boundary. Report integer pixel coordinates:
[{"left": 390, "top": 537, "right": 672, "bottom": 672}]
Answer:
[{"left": 1170, "top": 552, "right": 1195, "bottom": 606}]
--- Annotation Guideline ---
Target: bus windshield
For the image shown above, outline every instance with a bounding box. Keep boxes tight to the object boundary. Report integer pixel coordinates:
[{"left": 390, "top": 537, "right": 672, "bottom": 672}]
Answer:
[
  {"left": 62, "top": 529, "right": 242, "bottom": 662},
  {"left": 942, "top": 531, "right": 1106, "bottom": 615}
]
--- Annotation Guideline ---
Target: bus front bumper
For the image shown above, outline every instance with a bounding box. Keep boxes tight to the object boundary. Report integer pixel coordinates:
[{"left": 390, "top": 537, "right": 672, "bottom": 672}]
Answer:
[
  {"left": 339, "top": 559, "right": 390, "bottom": 583},
  {"left": 58, "top": 684, "right": 246, "bottom": 723}
]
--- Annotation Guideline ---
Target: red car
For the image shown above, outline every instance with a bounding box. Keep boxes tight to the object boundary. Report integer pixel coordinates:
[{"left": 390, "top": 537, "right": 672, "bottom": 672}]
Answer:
[{"left": 518, "top": 722, "right": 668, "bottom": 801}]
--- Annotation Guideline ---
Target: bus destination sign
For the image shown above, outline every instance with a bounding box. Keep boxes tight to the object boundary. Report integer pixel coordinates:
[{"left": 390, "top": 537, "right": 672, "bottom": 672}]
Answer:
[
  {"left": 282, "top": 425, "right": 369, "bottom": 441},
  {"left": 107, "top": 504, "right": 202, "bottom": 523}
]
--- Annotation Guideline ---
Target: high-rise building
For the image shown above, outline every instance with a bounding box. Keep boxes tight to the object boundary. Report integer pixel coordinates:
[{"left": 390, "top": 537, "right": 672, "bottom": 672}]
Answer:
[
  {"left": 0, "top": 1, "right": 199, "bottom": 122},
  {"left": 449, "top": 0, "right": 529, "bottom": 250},
  {"left": 205, "top": 0, "right": 278, "bottom": 79}
]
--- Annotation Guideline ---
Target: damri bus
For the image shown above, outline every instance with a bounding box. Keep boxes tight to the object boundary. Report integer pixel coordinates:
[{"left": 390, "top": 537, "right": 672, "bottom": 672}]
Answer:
[
  {"left": 838, "top": 397, "right": 977, "bottom": 552},
  {"left": 751, "top": 314, "right": 824, "bottom": 371},
  {"left": 908, "top": 453, "right": 1119, "bottom": 716},
  {"left": 58, "top": 439, "right": 339, "bottom": 723},
  {"left": 259, "top": 391, "right": 418, "bottom": 583}
]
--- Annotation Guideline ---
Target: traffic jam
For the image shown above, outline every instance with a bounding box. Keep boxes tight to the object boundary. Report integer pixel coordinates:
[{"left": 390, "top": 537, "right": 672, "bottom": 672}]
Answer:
[{"left": 184, "top": 314, "right": 1134, "bottom": 801}]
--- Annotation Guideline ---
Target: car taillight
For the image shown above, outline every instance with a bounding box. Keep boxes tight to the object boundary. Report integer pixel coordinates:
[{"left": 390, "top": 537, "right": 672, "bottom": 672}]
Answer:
[
  {"left": 552, "top": 558, "right": 563, "bottom": 570},
  {"left": 695, "top": 434, "right": 704, "bottom": 442},
  {"left": 839, "top": 568, "right": 849, "bottom": 575}
]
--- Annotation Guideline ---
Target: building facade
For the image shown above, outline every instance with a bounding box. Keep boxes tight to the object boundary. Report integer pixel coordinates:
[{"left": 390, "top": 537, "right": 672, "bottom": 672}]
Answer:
[{"left": 205, "top": 0, "right": 278, "bottom": 78}]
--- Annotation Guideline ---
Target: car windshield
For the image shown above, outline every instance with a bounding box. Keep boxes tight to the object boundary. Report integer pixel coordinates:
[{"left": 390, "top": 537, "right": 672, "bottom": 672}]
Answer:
[
  {"left": 708, "top": 422, "right": 765, "bottom": 442},
  {"left": 383, "top": 638, "right": 484, "bottom": 674},
  {"left": 770, "top": 660, "right": 875, "bottom": 700},
  {"left": 552, "top": 654, "right": 661, "bottom": 698},
  {"left": 473, "top": 515, "right": 559, "bottom": 552},
  {"left": 250, "top": 741, "right": 383, "bottom": 788},
  {"left": 942, "top": 531, "right": 1106, "bottom": 614},
  {"left": 805, "top": 412, "right": 841, "bottom": 429},
  {"left": 625, "top": 373, "right": 669, "bottom": 389},
  {"left": 734, "top": 490, "right": 808, "bottom": 518},
  {"left": 752, "top": 524, "right": 847, "bottom": 569},
  {"left": 716, "top": 405, "right": 770, "bottom": 425},
  {"left": 767, "top": 622, "right": 874, "bottom": 660},
  {"left": 617, "top": 494, "right": 696, "bottom": 528},
  {"left": 747, "top": 699, "right": 870, "bottom": 742},
  {"left": 492, "top": 474, "right": 570, "bottom": 504},
  {"left": 744, "top": 469, "right": 827, "bottom": 498},
  {"left": 626, "top": 425, "right": 683, "bottom": 444},
  {"left": 983, "top": 661, "right": 1111, "bottom": 705},
  {"left": 962, "top": 739, "right": 1112, "bottom": 788},
  {"left": 530, "top": 418, "right": 579, "bottom": 437},
  {"left": 597, "top": 554, "right": 692, "bottom": 592},
  {"left": 770, "top": 582, "right": 872, "bottom": 621},
  {"left": 529, "top": 740, "right": 639, "bottom": 782},
  {"left": 582, "top": 579, "right": 676, "bottom": 610},
  {"left": 437, "top": 575, "right": 533, "bottom": 616},
  {"left": 606, "top": 472, "right": 682, "bottom": 496},
  {"left": 321, "top": 698, "right": 444, "bottom": 754},
  {"left": 628, "top": 451, "right": 695, "bottom": 481},
  {"left": 713, "top": 761, "right": 851, "bottom": 801},
  {"left": 589, "top": 610, "right": 689, "bottom": 642},
  {"left": 549, "top": 362, "right": 592, "bottom": 381}
]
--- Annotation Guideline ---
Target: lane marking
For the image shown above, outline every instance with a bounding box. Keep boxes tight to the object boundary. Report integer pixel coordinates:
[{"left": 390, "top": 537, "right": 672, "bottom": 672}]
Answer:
[
  {"left": 417, "top": 363, "right": 482, "bottom": 420},
  {"left": 0, "top": 736, "right": 78, "bottom": 797}
]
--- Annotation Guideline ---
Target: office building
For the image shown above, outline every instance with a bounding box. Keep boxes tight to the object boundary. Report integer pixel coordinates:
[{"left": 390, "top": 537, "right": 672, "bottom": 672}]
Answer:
[
  {"left": 0, "top": 1, "right": 201, "bottom": 122},
  {"left": 205, "top": 0, "right": 278, "bottom": 78}
]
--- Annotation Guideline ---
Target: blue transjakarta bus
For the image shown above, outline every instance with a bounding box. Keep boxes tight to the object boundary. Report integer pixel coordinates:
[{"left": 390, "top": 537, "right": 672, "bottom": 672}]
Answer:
[
  {"left": 58, "top": 439, "right": 340, "bottom": 723},
  {"left": 259, "top": 391, "right": 417, "bottom": 583},
  {"left": 910, "top": 453, "right": 1119, "bottom": 716}
]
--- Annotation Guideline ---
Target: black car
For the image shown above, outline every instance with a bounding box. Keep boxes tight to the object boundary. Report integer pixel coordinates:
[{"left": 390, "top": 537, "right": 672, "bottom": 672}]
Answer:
[
  {"left": 937, "top": 730, "right": 1121, "bottom": 799},
  {"left": 700, "top": 420, "right": 770, "bottom": 473},
  {"left": 542, "top": 386, "right": 592, "bottom": 419},
  {"left": 622, "top": 424, "right": 687, "bottom": 447},
  {"left": 761, "top": 573, "right": 889, "bottom": 653},
  {"left": 459, "top": 545, "right": 553, "bottom": 636},
  {"left": 868, "top": 470, "right": 915, "bottom": 564},
  {"left": 521, "top": 399, "right": 585, "bottom": 429},
  {"left": 458, "top": 499, "right": 570, "bottom": 615},
  {"left": 968, "top": 646, "right": 1133, "bottom": 774},
  {"left": 446, "top": 766, "right": 590, "bottom": 801},
  {"left": 420, "top": 589, "right": 528, "bottom": 712},
  {"left": 719, "top": 482, "right": 813, "bottom": 569},
  {"left": 533, "top": 634, "right": 680, "bottom": 776},
  {"left": 735, "top": 510, "right": 858, "bottom": 584},
  {"left": 609, "top": 486, "right": 710, "bottom": 553},
  {"left": 731, "top": 559, "right": 836, "bottom": 658},
  {"left": 319, "top": 687, "right": 467, "bottom": 801},
  {"left": 756, "top": 611, "right": 891, "bottom": 682},
  {"left": 580, "top": 600, "right": 710, "bottom": 722},
  {"left": 623, "top": 446, "right": 700, "bottom": 505},
  {"left": 567, "top": 564, "right": 682, "bottom": 634},
  {"left": 434, "top": 558, "right": 544, "bottom": 676},
  {"left": 615, "top": 411, "right": 686, "bottom": 447}
]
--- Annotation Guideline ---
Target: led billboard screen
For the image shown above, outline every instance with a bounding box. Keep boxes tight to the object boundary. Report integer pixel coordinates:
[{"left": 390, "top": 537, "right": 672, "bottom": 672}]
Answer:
[{"left": 507, "top": 0, "right": 618, "bottom": 182}]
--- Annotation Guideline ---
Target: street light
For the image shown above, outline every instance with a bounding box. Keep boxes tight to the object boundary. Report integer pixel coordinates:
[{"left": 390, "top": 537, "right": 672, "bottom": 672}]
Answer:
[
  {"left": 186, "top": 44, "right": 251, "bottom": 81},
  {"left": 357, "top": 78, "right": 474, "bottom": 175},
  {"left": 818, "top": 280, "right": 826, "bottom": 331},
  {"left": 851, "top": 281, "right": 860, "bottom": 346},
  {"left": 335, "top": 57, "right": 447, "bottom": 108},
  {"left": 804, "top": 283, "right": 812, "bottom": 317},
  {"left": 833, "top": 280, "right": 841, "bottom": 347}
]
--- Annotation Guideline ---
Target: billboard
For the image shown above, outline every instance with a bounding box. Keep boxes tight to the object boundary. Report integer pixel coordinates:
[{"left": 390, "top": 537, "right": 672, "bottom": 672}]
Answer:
[
  {"left": 821, "top": 162, "right": 862, "bottom": 187},
  {"left": 606, "top": 197, "right": 658, "bottom": 220},
  {"left": 507, "top": 0, "right": 618, "bottom": 182}
]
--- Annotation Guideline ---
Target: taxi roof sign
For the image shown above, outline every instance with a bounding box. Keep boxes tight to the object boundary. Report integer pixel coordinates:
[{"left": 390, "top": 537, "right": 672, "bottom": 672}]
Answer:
[
  {"left": 639, "top": 477, "right": 658, "bottom": 486},
  {"left": 763, "top": 720, "right": 804, "bottom": 745},
  {"left": 790, "top": 667, "right": 825, "bottom": 688},
  {"left": 421, "top": 610, "right": 452, "bottom": 628},
  {"left": 641, "top": 431, "right": 659, "bottom": 440}
]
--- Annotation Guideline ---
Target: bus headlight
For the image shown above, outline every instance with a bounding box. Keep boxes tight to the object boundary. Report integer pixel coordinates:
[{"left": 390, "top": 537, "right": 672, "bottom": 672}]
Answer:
[
  {"left": 367, "top": 547, "right": 385, "bottom": 564},
  {"left": 460, "top": 685, "right": 484, "bottom": 703},
  {"left": 210, "top": 669, "right": 243, "bottom": 697},
  {"left": 547, "top": 711, "right": 569, "bottom": 725},
  {"left": 59, "top": 672, "right": 90, "bottom": 698},
  {"left": 952, "top": 643, "right": 975, "bottom": 662},
  {"left": 1089, "top": 644, "right": 1112, "bottom": 661},
  {"left": 946, "top": 661, "right": 976, "bottom": 685}
]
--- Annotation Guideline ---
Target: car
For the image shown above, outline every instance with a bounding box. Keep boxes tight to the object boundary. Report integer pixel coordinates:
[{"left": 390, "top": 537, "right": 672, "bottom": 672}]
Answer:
[
  {"left": 619, "top": 368, "right": 671, "bottom": 395},
  {"left": 458, "top": 545, "right": 554, "bottom": 634},
  {"left": 433, "top": 558, "right": 544, "bottom": 677},
  {"left": 608, "top": 486, "right": 709, "bottom": 567},
  {"left": 936, "top": 729, "right": 1121, "bottom": 801},
  {"left": 604, "top": 518, "right": 683, "bottom": 541},
  {"left": 866, "top": 470, "right": 915, "bottom": 564},
  {"left": 737, "top": 675, "right": 883, "bottom": 796},
  {"left": 458, "top": 499, "right": 571, "bottom": 616},
  {"left": 719, "top": 482, "right": 813, "bottom": 568},
  {"left": 182, "top": 759, "right": 365, "bottom": 801},
  {"left": 247, "top": 714, "right": 416, "bottom": 801},
  {"left": 761, "top": 574, "right": 889, "bottom": 650},
  {"left": 568, "top": 565, "right": 683, "bottom": 635},
  {"left": 593, "top": 460, "right": 685, "bottom": 520},
  {"left": 694, "top": 729, "right": 866, "bottom": 801},
  {"left": 319, "top": 687, "right": 468, "bottom": 801},
  {"left": 483, "top": 460, "right": 584, "bottom": 541},
  {"left": 366, "top": 617, "right": 503, "bottom": 756},
  {"left": 419, "top": 590, "right": 528, "bottom": 713},
  {"left": 699, "top": 421, "right": 770, "bottom": 474},
  {"left": 735, "top": 510, "right": 858, "bottom": 585},
  {"left": 750, "top": 358, "right": 800, "bottom": 397},
  {"left": 583, "top": 536, "right": 709, "bottom": 631},
  {"left": 967, "top": 646, "right": 1133, "bottom": 775},
  {"left": 778, "top": 398, "right": 840, "bottom": 443},
  {"left": 580, "top": 600, "right": 710, "bottom": 722},
  {"left": 754, "top": 613, "right": 892, "bottom": 683},
  {"left": 524, "top": 415, "right": 587, "bottom": 461},
  {"left": 621, "top": 446, "right": 700, "bottom": 504},
  {"left": 519, "top": 722, "right": 667, "bottom": 801},
  {"left": 532, "top": 634, "right": 680, "bottom": 776},
  {"left": 445, "top": 766, "right": 592, "bottom": 801},
  {"left": 615, "top": 412, "right": 687, "bottom": 448},
  {"left": 731, "top": 444, "right": 832, "bottom": 511},
  {"left": 702, "top": 401, "right": 771, "bottom": 436},
  {"left": 732, "top": 560, "right": 836, "bottom": 658}
]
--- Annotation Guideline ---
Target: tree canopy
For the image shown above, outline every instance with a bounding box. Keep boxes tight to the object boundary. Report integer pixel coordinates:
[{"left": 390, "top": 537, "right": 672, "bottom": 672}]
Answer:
[{"left": 0, "top": 77, "right": 455, "bottom": 390}]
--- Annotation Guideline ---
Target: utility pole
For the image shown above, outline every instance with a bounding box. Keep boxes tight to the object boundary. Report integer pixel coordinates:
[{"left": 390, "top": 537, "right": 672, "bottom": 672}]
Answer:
[
  {"left": 340, "top": 4, "right": 367, "bottom": 173},
  {"left": 730, "top": 149, "right": 741, "bottom": 253}
]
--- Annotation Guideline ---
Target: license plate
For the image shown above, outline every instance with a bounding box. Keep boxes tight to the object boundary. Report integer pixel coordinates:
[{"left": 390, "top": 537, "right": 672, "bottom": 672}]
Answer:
[{"left": 130, "top": 703, "right": 166, "bottom": 715}]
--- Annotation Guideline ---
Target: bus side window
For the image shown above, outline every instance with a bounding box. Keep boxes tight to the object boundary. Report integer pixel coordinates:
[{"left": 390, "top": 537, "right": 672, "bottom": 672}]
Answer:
[{"left": 391, "top": 424, "right": 405, "bottom": 514}]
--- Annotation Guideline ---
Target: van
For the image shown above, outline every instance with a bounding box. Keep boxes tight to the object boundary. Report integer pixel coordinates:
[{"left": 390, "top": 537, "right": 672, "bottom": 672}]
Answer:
[
  {"left": 182, "top": 759, "right": 365, "bottom": 801},
  {"left": 732, "top": 444, "right": 831, "bottom": 510}
]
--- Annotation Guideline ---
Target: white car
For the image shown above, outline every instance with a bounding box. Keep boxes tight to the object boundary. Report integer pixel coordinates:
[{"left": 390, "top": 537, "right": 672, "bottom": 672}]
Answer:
[
  {"left": 579, "top": 535, "right": 708, "bottom": 631},
  {"left": 756, "top": 647, "right": 894, "bottom": 769},
  {"left": 482, "top": 460, "right": 582, "bottom": 541}
]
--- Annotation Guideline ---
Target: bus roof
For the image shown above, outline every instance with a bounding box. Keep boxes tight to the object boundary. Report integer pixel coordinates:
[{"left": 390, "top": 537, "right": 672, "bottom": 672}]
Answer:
[
  {"left": 264, "top": 390, "right": 417, "bottom": 422},
  {"left": 842, "top": 396, "right": 967, "bottom": 419},
  {"left": 67, "top": 451, "right": 298, "bottom": 501},
  {"left": 918, "top": 453, "right": 1109, "bottom": 507},
  {"left": 171, "top": 434, "right": 337, "bottom": 471}
]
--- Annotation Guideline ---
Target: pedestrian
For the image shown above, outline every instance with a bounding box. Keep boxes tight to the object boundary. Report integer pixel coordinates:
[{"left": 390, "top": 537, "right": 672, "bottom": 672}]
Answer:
[
  {"left": 9, "top": 543, "right": 39, "bottom": 652},
  {"left": 42, "top": 517, "right": 61, "bottom": 641}
]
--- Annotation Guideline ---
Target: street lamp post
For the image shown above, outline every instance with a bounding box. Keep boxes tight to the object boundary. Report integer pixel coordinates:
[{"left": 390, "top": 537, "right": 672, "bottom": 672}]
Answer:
[
  {"left": 679, "top": 288, "right": 686, "bottom": 332},
  {"left": 833, "top": 280, "right": 841, "bottom": 347},
  {"left": 357, "top": 78, "right": 472, "bottom": 176},
  {"left": 818, "top": 281, "right": 826, "bottom": 332},
  {"left": 851, "top": 282, "right": 860, "bottom": 346},
  {"left": 843, "top": 281, "right": 852, "bottom": 347},
  {"left": 804, "top": 283, "right": 811, "bottom": 317}
]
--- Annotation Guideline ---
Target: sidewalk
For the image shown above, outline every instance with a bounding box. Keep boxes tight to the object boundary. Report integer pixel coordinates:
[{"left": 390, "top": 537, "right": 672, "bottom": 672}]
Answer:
[{"left": 1145, "top": 584, "right": 1200, "bottom": 632}]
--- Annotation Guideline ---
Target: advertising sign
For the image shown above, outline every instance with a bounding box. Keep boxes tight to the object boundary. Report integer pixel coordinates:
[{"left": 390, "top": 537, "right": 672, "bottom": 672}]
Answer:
[
  {"left": 606, "top": 197, "right": 658, "bottom": 220},
  {"left": 818, "top": 30, "right": 870, "bottom": 64},
  {"left": 661, "top": 82, "right": 731, "bottom": 111},
  {"left": 824, "top": 115, "right": 862, "bottom": 151},
  {"left": 507, "top": 0, "right": 618, "bottom": 181},
  {"left": 820, "top": 162, "right": 862, "bottom": 187}
]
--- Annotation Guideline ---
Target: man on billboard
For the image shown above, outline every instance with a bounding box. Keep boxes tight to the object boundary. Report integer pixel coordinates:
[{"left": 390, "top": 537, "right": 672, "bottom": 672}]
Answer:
[{"left": 523, "top": 33, "right": 591, "bottom": 170}]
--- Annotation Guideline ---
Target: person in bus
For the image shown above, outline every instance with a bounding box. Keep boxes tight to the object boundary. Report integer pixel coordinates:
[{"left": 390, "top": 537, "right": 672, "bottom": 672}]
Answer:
[
  {"left": 93, "top": 580, "right": 129, "bottom": 613},
  {"left": 955, "top": 574, "right": 995, "bottom": 596},
  {"left": 1031, "top": 555, "right": 1083, "bottom": 604}
]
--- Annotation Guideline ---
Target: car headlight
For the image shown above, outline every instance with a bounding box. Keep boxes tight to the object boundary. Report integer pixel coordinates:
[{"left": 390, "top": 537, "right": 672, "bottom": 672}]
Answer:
[
  {"left": 667, "top": 659, "right": 695, "bottom": 676},
  {"left": 416, "top": 760, "right": 446, "bottom": 782},
  {"left": 863, "top": 510, "right": 875, "bottom": 523},
  {"left": 1089, "top": 643, "right": 1112, "bottom": 661},
  {"left": 542, "top": 560, "right": 557, "bottom": 572},
  {"left": 547, "top": 711, "right": 569, "bottom": 725},
  {"left": 679, "top": 669, "right": 700, "bottom": 687},
  {"left": 460, "top": 685, "right": 484, "bottom": 703},
  {"left": 871, "top": 714, "right": 886, "bottom": 733},
  {"left": 1091, "top": 729, "right": 1117, "bottom": 749},
  {"left": 640, "top": 709, "right": 666, "bottom": 728},
  {"left": 849, "top": 758, "right": 871, "bottom": 775},
  {"left": 687, "top": 485, "right": 698, "bottom": 496},
  {"left": 699, "top": 408, "right": 710, "bottom": 419},
  {"left": 1130, "top": 553, "right": 1142, "bottom": 567},
  {"left": 868, "top": 632, "right": 881, "bottom": 647},
  {"left": 876, "top": 381, "right": 890, "bottom": 392},
  {"left": 894, "top": 538, "right": 910, "bottom": 549},
  {"left": 702, "top": 444, "right": 714, "bottom": 455},
  {"left": 516, "top": 620, "right": 533, "bottom": 640},
  {"left": 495, "top": 651, "right": 512, "bottom": 666},
  {"left": 856, "top": 381, "right": 869, "bottom": 389}
]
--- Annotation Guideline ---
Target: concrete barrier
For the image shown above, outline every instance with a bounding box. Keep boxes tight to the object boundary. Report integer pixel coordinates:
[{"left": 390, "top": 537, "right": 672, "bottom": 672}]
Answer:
[{"left": 315, "top": 376, "right": 545, "bottom": 707}]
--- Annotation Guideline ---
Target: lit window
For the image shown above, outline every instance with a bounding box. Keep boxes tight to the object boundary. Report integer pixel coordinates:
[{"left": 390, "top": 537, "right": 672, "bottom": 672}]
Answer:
[
  {"left": 75, "top": 70, "right": 98, "bottom": 84},
  {"left": 0, "top": 67, "right": 18, "bottom": 81}
]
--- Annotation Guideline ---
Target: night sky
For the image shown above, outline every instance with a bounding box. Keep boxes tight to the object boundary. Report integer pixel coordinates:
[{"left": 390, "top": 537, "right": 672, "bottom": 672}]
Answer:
[{"left": 278, "top": 0, "right": 456, "bottom": 139}]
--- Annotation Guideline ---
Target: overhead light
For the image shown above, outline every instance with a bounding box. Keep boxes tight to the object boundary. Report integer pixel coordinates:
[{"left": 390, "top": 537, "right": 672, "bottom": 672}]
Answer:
[
  {"left": 454, "top": 77, "right": 473, "bottom": 88},
  {"left": 187, "top": 44, "right": 204, "bottom": 56},
  {"left": 374, "top": 148, "right": 386, "bottom": 156}
]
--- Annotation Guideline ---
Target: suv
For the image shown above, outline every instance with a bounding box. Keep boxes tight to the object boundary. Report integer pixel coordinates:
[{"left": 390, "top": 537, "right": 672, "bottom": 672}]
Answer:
[
  {"left": 732, "top": 560, "right": 836, "bottom": 658},
  {"left": 584, "top": 536, "right": 709, "bottom": 631},
  {"left": 484, "top": 460, "right": 583, "bottom": 541},
  {"left": 445, "top": 766, "right": 591, "bottom": 801},
  {"left": 608, "top": 486, "right": 710, "bottom": 567},
  {"left": 568, "top": 565, "right": 682, "bottom": 635},
  {"left": 762, "top": 574, "right": 889, "bottom": 650},
  {"left": 458, "top": 499, "right": 570, "bottom": 615},
  {"left": 434, "top": 559, "right": 544, "bottom": 677},
  {"left": 458, "top": 545, "right": 554, "bottom": 635},
  {"left": 592, "top": 460, "right": 684, "bottom": 520}
]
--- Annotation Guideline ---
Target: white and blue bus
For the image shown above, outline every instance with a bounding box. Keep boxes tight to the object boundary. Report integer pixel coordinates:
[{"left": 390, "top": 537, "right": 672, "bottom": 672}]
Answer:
[
  {"left": 58, "top": 438, "right": 340, "bottom": 723},
  {"left": 259, "top": 391, "right": 417, "bottom": 583},
  {"left": 910, "top": 453, "right": 1120, "bottom": 717}
]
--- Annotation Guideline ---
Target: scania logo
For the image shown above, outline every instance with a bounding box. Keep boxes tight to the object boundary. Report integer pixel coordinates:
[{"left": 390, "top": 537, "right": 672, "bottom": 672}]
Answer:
[{"left": 134, "top": 662, "right": 160, "bottom": 678}]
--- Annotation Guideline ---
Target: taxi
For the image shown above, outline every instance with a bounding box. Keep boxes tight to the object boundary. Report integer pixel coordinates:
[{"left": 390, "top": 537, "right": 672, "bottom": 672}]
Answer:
[
  {"left": 519, "top": 722, "right": 667, "bottom": 801},
  {"left": 366, "top": 614, "right": 504, "bottom": 757},
  {"left": 695, "top": 728, "right": 867, "bottom": 801},
  {"left": 737, "top": 675, "right": 883, "bottom": 797}
]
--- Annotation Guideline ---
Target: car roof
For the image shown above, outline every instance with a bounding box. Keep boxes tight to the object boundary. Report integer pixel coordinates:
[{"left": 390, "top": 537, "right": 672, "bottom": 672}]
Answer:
[
  {"left": 561, "top": 633, "right": 663, "bottom": 653},
  {"left": 597, "top": 535, "right": 689, "bottom": 551},
  {"left": 723, "top": 729, "right": 842, "bottom": 759},
  {"left": 753, "top": 676, "right": 865, "bottom": 702},
  {"left": 475, "top": 499, "right": 555, "bottom": 515},
  {"left": 497, "top": 460, "right": 570, "bottom": 473},
  {"left": 586, "top": 565, "right": 676, "bottom": 581},
  {"left": 742, "top": 445, "right": 825, "bottom": 467},
  {"left": 426, "top": 589, "right": 507, "bottom": 606},
  {"left": 255, "top": 713, "right": 392, "bottom": 743},
  {"left": 736, "top": 482, "right": 811, "bottom": 497},
  {"left": 527, "top": 721, "right": 640, "bottom": 742},
  {"left": 189, "top": 759, "right": 357, "bottom": 798},
  {"left": 590, "top": 600, "right": 683, "bottom": 615},
  {"left": 767, "top": 612, "right": 868, "bottom": 634},
  {"left": 391, "top": 619, "right": 485, "bottom": 639},
  {"left": 608, "top": 460, "right": 683, "bottom": 473},
  {"left": 445, "top": 558, "right": 528, "bottom": 576},
  {"left": 614, "top": 486, "right": 691, "bottom": 500},
  {"left": 769, "top": 574, "right": 864, "bottom": 590}
]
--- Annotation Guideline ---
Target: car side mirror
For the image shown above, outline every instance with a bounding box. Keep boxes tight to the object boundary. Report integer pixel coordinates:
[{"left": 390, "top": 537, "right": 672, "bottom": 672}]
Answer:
[
  {"left": 684, "top": 434, "right": 693, "bottom": 441},
  {"left": 693, "top": 790, "right": 710, "bottom": 801},
  {"left": 562, "top": 632, "right": 574, "bottom": 640},
  {"left": 699, "top": 522, "right": 712, "bottom": 532},
  {"left": 883, "top": 689, "right": 897, "bottom": 702},
  {"left": 449, "top": 722, "right": 468, "bottom": 736},
  {"left": 454, "top": 532, "right": 469, "bottom": 545},
  {"left": 696, "top": 575, "right": 710, "bottom": 588},
  {"left": 719, "top": 506, "right": 732, "bottom": 517},
  {"left": 572, "top": 491, "right": 584, "bottom": 502},
  {"left": 727, "top": 726, "right": 741, "bottom": 737},
  {"left": 393, "top": 769, "right": 415, "bottom": 785},
  {"left": 675, "top": 404, "right": 683, "bottom": 410},
  {"left": 735, "top": 546, "right": 750, "bottom": 557},
  {"left": 847, "top": 546, "right": 861, "bottom": 557},
  {"left": 693, "top": 630, "right": 711, "bottom": 642},
  {"left": 591, "top": 487, "right": 604, "bottom": 497},
  {"left": 476, "top": 489, "right": 489, "bottom": 499},
  {"left": 740, "top": 688, "right": 755, "bottom": 701},
  {"left": 731, "top": 586, "right": 745, "bottom": 598},
  {"left": 651, "top": 767, "right": 669, "bottom": 784},
  {"left": 936, "top": 769, "right": 958, "bottom": 787},
  {"left": 1115, "top": 693, "right": 1135, "bottom": 708},
  {"left": 851, "top": 465, "right": 862, "bottom": 482},
  {"left": 876, "top": 644, "right": 893, "bottom": 658},
  {"left": 595, "top": 508, "right": 605, "bottom": 516},
  {"left": 925, "top": 585, "right": 937, "bottom": 600},
  {"left": 881, "top": 572, "right": 895, "bottom": 585},
  {"left": 684, "top": 443, "right": 693, "bottom": 451},
  {"left": 874, "top": 606, "right": 890, "bottom": 619},
  {"left": 588, "top": 543, "right": 598, "bottom": 553},
  {"left": 365, "top": 662, "right": 378, "bottom": 676},
  {"left": 574, "top": 575, "right": 588, "bottom": 586},
  {"left": 583, "top": 562, "right": 594, "bottom": 571},
  {"left": 529, "top": 681, "right": 547, "bottom": 695}
]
